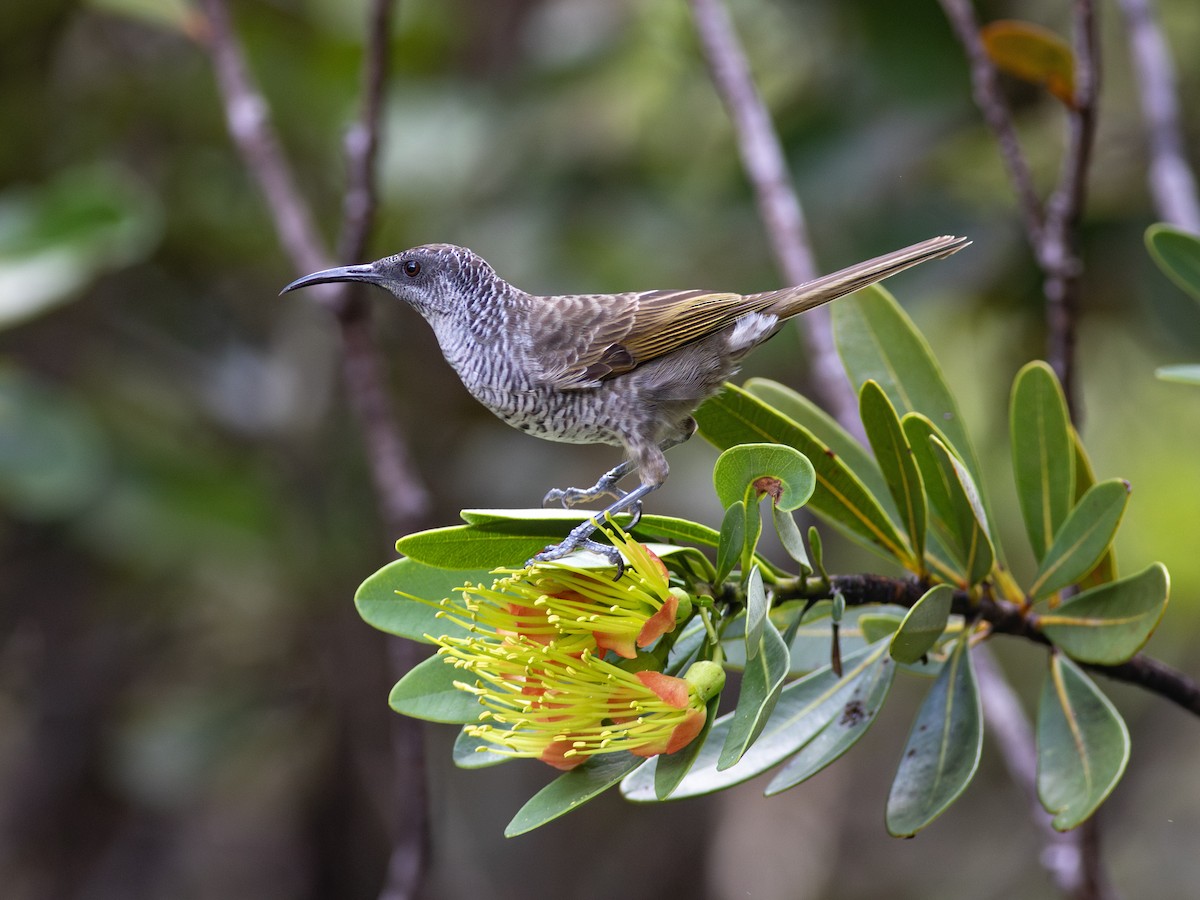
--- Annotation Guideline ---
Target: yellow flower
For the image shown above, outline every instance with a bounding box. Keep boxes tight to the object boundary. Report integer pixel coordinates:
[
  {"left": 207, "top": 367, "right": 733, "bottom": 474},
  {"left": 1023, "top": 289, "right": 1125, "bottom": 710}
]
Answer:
[
  {"left": 438, "top": 634, "right": 723, "bottom": 770},
  {"left": 436, "top": 527, "right": 685, "bottom": 659}
]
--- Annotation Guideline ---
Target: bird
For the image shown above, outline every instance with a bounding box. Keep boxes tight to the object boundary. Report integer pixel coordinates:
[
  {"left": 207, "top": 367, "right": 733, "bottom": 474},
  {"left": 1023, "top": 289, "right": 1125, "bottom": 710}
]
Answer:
[{"left": 282, "top": 234, "right": 969, "bottom": 567}]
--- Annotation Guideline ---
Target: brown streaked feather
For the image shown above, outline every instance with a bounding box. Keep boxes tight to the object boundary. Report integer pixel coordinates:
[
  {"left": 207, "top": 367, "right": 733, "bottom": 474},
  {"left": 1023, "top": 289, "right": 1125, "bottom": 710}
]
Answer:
[{"left": 529, "top": 235, "right": 969, "bottom": 390}]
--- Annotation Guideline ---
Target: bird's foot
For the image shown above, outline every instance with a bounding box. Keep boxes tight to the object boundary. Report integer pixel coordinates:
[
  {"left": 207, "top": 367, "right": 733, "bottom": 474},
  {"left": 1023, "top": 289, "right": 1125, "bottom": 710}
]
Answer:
[
  {"left": 542, "top": 461, "right": 632, "bottom": 508},
  {"left": 542, "top": 482, "right": 625, "bottom": 508},
  {"left": 532, "top": 521, "right": 627, "bottom": 577}
]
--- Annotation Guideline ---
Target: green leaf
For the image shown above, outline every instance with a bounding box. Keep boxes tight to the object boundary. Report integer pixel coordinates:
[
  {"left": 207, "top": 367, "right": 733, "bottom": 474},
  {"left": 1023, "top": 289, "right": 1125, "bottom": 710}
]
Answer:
[
  {"left": 860, "top": 379, "right": 925, "bottom": 569},
  {"left": 744, "top": 565, "right": 767, "bottom": 658},
  {"left": 622, "top": 643, "right": 889, "bottom": 800},
  {"left": 1037, "top": 654, "right": 1130, "bottom": 830},
  {"left": 388, "top": 653, "right": 481, "bottom": 724},
  {"left": 1146, "top": 223, "right": 1200, "bottom": 303},
  {"left": 631, "top": 514, "right": 725, "bottom": 550},
  {"left": 1011, "top": 361, "right": 1075, "bottom": 562},
  {"left": 355, "top": 558, "right": 490, "bottom": 642},
  {"left": 715, "top": 501, "right": 746, "bottom": 584},
  {"left": 765, "top": 649, "right": 895, "bottom": 795},
  {"left": 453, "top": 728, "right": 512, "bottom": 769},
  {"left": 1155, "top": 364, "right": 1200, "bottom": 385},
  {"left": 1071, "top": 430, "right": 1117, "bottom": 587},
  {"left": 505, "top": 753, "right": 644, "bottom": 837},
  {"left": 772, "top": 504, "right": 811, "bottom": 572},
  {"left": 396, "top": 522, "right": 566, "bottom": 569},
  {"left": 981, "top": 20, "right": 1077, "bottom": 106},
  {"left": 890, "top": 585, "right": 954, "bottom": 664},
  {"left": 88, "top": 0, "right": 199, "bottom": 34},
  {"left": 696, "top": 385, "right": 909, "bottom": 563},
  {"left": 1038, "top": 563, "right": 1170, "bottom": 664},
  {"left": 0, "top": 164, "right": 161, "bottom": 330},
  {"left": 903, "top": 415, "right": 994, "bottom": 585},
  {"left": 713, "top": 442, "right": 816, "bottom": 511},
  {"left": 859, "top": 612, "right": 904, "bottom": 644},
  {"left": 719, "top": 605, "right": 790, "bottom": 769},
  {"left": 886, "top": 635, "right": 982, "bottom": 836},
  {"left": 1029, "top": 479, "right": 1130, "bottom": 600},
  {"left": 744, "top": 377, "right": 895, "bottom": 516},
  {"left": 831, "top": 286, "right": 985, "bottom": 492}
]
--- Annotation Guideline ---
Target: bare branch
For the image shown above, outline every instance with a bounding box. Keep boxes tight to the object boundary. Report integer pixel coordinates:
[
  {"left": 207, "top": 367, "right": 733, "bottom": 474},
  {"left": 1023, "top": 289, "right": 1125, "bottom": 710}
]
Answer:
[
  {"left": 338, "top": 0, "right": 394, "bottom": 265},
  {"left": 199, "top": 5, "right": 431, "bottom": 897},
  {"left": 775, "top": 572, "right": 1200, "bottom": 717},
  {"left": 1041, "top": 0, "right": 1100, "bottom": 421},
  {"left": 199, "top": 0, "right": 329, "bottom": 276},
  {"left": 1117, "top": 0, "right": 1200, "bottom": 232},
  {"left": 686, "top": 0, "right": 859, "bottom": 433},
  {"left": 937, "top": 0, "right": 1045, "bottom": 244}
]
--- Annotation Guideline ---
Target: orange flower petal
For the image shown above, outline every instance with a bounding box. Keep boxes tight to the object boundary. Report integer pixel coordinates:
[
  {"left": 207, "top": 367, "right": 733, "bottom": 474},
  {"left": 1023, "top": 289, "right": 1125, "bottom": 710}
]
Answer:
[
  {"left": 539, "top": 740, "right": 588, "bottom": 771},
  {"left": 635, "top": 670, "right": 690, "bottom": 708},
  {"left": 637, "top": 592, "right": 679, "bottom": 648}
]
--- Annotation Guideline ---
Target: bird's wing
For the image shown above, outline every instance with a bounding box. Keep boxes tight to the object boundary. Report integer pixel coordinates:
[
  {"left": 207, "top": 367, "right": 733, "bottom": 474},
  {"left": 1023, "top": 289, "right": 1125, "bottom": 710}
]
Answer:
[{"left": 528, "top": 289, "right": 766, "bottom": 389}]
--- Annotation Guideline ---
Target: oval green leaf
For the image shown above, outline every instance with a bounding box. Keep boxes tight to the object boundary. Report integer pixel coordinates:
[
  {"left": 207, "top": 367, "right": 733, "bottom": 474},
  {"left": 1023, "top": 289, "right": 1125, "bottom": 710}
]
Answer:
[
  {"left": 1146, "top": 223, "right": 1200, "bottom": 303},
  {"left": 506, "top": 752, "right": 645, "bottom": 837},
  {"left": 1037, "top": 654, "right": 1130, "bottom": 831},
  {"left": 1029, "top": 479, "right": 1130, "bottom": 600},
  {"left": 885, "top": 635, "right": 982, "bottom": 836},
  {"left": 890, "top": 584, "right": 954, "bottom": 664},
  {"left": 1038, "top": 563, "right": 1170, "bottom": 664},
  {"left": 622, "top": 643, "right": 889, "bottom": 800},
  {"left": 1010, "top": 361, "right": 1075, "bottom": 562},
  {"left": 903, "top": 415, "right": 994, "bottom": 585},
  {"left": 1155, "top": 364, "right": 1200, "bottom": 385},
  {"left": 355, "top": 558, "right": 491, "bottom": 642},
  {"left": 744, "top": 377, "right": 896, "bottom": 519},
  {"left": 453, "top": 728, "right": 512, "bottom": 769},
  {"left": 831, "top": 286, "right": 985, "bottom": 493},
  {"left": 860, "top": 379, "right": 925, "bottom": 569},
  {"left": 765, "top": 650, "right": 895, "bottom": 795},
  {"left": 388, "top": 653, "right": 481, "bottom": 724},
  {"left": 719, "top": 607, "right": 790, "bottom": 770},
  {"left": 713, "top": 442, "right": 816, "bottom": 512},
  {"left": 696, "top": 385, "right": 909, "bottom": 563},
  {"left": 715, "top": 500, "right": 746, "bottom": 584}
]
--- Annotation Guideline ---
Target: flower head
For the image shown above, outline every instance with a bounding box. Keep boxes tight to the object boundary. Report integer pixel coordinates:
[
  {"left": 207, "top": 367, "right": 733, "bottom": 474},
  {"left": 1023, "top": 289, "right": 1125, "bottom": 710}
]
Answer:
[
  {"left": 439, "top": 634, "right": 723, "bottom": 770},
  {"left": 437, "top": 528, "right": 684, "bottom": 659}
]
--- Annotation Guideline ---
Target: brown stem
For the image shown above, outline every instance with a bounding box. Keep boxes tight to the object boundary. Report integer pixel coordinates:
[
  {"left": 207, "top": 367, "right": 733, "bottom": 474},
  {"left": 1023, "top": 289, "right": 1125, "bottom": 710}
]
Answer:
[
  {"left": 937, "top": 0, "right": 1045, "bottom": 244},
  {"left": 199, "top": 3, "right": 431, "bottom": 897},
  {"left": 776, "top": 573, "right": 1200, "bottom": 717},
  {"left": 686, "top": 0, "right": 859, "bottom": 434}
]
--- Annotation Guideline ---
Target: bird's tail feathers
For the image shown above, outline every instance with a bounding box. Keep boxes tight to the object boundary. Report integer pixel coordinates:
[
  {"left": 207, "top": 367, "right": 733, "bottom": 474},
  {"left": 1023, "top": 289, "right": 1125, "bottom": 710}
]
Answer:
[{"left": 756, "top": 234, "right": 970, "bottom": 319}]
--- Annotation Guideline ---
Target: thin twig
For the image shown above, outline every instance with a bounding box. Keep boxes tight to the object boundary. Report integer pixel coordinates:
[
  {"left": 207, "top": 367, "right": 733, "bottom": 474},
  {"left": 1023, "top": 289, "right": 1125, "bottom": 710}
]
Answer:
[
  {"left": 686, "top": 0, "right": 859, "bottom": 433},
  {"left": 937, "top": 0, "right": 1045, "bottom": 245},
  {"left": 200, "top": 0, "right": 329, "bottom": 276},
  {"left": 1041, "top": 0, "right": 1100, "bottom": 421},
  {"left": 198, "top": 3, "right": 431, "bottom": 897},
  {"left": 1117, "top": 0, "right": 1200, "bottom": 232}
]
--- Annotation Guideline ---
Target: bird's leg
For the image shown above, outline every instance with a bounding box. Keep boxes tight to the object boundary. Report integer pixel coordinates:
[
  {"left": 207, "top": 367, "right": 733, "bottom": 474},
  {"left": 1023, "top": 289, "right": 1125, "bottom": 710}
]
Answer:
[
  {"left": 541, "top": 424, "right": 695, "bottom": 509},
  {"left": 532, "top": 429, "right": 680, "bottom": 573},
  {"left": 531, "top": 482, "right": 659, "bottom": 573},
  {"left": 542, "top": 459, "right": 634, "bottom": 508}
]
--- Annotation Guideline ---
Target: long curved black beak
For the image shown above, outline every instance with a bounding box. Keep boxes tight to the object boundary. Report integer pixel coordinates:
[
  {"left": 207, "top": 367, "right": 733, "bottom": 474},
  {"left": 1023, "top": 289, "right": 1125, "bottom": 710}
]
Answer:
[{"left": 279, "top": 264, "right": 379, "bottom": 295}]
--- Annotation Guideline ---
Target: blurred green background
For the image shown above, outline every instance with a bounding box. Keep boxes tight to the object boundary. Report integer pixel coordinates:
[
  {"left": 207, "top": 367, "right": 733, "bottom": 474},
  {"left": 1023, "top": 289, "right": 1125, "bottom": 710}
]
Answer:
[{"left": 2, "top": 1, "right": 1198, "bottom": 897}]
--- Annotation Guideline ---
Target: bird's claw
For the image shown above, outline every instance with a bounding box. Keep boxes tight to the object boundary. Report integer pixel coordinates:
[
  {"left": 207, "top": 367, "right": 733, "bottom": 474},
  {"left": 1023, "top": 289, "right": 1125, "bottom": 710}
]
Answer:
[
  {"left": 542, "top": 482, "right": 625, "bottom": 509},
  {"left": 532, "top": 535, "right": 626, "bottom": 578}
]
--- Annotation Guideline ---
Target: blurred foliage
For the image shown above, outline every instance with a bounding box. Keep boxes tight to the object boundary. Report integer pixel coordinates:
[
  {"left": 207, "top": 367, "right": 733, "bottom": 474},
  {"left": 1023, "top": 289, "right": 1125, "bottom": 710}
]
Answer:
[{"left": 1, "top": 0, "right": 1199, "bottom": 898}]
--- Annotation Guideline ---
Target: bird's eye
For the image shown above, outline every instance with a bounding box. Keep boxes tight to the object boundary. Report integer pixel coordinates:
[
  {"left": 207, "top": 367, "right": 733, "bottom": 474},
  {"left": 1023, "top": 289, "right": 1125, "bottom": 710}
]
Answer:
[{"left": 402, "top": 260, "right": 421, "bottom": 277}]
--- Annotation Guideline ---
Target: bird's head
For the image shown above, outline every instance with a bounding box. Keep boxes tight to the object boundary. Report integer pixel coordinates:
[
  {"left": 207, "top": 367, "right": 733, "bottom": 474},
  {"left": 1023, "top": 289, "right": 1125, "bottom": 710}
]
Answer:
[{"left": 281, "top": 243, "right": 498, "bottom": 318}]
